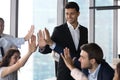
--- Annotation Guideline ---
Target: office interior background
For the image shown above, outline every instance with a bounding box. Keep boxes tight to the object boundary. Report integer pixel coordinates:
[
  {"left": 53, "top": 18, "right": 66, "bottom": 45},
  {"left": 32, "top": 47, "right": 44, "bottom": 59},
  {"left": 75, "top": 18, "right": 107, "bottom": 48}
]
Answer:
[{"left": 0, "top": 0, "right": 120, "bottom": 80}]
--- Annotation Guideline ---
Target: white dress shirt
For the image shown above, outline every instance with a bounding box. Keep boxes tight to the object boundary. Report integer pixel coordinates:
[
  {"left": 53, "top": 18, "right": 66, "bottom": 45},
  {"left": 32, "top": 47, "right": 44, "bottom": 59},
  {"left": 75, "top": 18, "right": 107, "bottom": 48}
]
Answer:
[{"left": 67, "top": 22, "right": 80, "bottom": 50}]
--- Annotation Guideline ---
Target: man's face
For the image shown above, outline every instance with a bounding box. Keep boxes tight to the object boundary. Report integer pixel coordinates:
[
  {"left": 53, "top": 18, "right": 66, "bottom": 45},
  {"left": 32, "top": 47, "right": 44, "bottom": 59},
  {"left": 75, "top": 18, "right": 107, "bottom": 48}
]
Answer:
[
  {"left": 0, "top": 21, "right": 4, "bottom": 34},
  {"left": 78, "top": 50, "right": 92, "bottom": 69},
  {"left": 65, "top": 8, "right": 79, "bottom": 24}
]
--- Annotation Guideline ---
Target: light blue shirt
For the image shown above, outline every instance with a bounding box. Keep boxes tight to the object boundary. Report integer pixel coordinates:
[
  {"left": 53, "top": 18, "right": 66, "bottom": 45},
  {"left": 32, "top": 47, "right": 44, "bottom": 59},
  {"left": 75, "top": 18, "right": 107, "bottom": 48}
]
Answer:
[
  {"left": 0, "top": 33, "right": 25, "bottom": 61},
  {"left": 88, "top": 64, "right": 101, "bottom": 80}
]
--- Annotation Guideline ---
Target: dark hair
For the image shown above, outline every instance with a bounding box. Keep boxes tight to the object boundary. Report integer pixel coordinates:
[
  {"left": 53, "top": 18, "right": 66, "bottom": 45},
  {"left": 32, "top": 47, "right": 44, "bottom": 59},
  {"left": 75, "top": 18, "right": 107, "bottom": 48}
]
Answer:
[
  {"left": 0, "top": 17, "right": 4, "bottom": 24},
  {"left": 0, "top": 49, "right": 20, "bottom": 67},
  {"left": 65, "top": 2, "right": 80, "bottom": 12},
  {"left": 116, "top": 62, "right": 120, "bottom": 80},
  {"left": 80, "top": 43, "right": 103, "bottom": 64}
]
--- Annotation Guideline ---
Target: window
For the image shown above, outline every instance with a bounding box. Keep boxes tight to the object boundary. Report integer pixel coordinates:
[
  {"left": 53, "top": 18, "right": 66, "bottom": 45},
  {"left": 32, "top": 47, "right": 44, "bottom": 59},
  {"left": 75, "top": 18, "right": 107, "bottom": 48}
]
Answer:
[
  {"left": 95, "top": 0, "right": 114, "bottom": 63},
  {"left": 118, "top": 1, "right": 120, "bottom": 56},
  {"left": 0, "top": 0, "right": 10, "bottom": 34},
  {"left": 18, "top": 0, "right": 57, "bottom": 80}
]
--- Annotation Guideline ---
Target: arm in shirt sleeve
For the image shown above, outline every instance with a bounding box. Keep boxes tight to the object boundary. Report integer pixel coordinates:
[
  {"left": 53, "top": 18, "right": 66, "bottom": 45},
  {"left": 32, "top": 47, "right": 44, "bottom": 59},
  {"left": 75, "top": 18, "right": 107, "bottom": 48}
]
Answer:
[
  {"left": 50, "top": 42, "right": 63, "bottom": 54},
  {"left": 71, "top": 68, "right": 88, "bottom": 80},
  {"left": 4, "top": 37, "right": 25, "bottom": 48}
]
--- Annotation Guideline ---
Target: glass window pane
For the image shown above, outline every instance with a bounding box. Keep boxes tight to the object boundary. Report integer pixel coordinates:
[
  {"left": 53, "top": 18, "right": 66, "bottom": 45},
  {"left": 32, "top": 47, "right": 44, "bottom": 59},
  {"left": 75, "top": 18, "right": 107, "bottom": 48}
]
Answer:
[
  {"left": 96, "top": 0, "right": 113, "bottom": 6},
  {"left": 18, "top": 0, "right": 57, "bottom": 80},
  {"left": 118, "top": 1, "right": 120, "bottom": 56},
  {"left": 95, "top": 0, "right": 113, "bottom": 63},
  {"left": 0, "top": 0, "right": 10, "bottom": 34}
]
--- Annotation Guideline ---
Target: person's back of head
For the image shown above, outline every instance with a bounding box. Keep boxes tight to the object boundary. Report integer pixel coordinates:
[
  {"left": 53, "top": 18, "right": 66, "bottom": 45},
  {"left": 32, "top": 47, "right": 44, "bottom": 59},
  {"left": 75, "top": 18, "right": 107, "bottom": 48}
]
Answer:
[
  {"left": 65, "top": 2, "right": 79, "bottom": 12},
  {"left": 80, "top": 43, "right": 103, "bottom": 64},
  {"left": 0, "top": 17, "right": 4, "bottom": 24}
]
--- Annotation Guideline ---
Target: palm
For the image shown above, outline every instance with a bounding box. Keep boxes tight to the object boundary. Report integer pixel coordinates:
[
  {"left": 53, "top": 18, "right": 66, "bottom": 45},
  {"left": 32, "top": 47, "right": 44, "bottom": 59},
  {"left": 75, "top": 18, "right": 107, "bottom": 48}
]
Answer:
[
  {"left": 38, "top": 30, "right": 47, "bottom": 48},
  {"left": 29, "top": 35, "right": 37, "bottom": 53},
  {"left": 61, "top": 47, "right": 74, "bottom": 70}
]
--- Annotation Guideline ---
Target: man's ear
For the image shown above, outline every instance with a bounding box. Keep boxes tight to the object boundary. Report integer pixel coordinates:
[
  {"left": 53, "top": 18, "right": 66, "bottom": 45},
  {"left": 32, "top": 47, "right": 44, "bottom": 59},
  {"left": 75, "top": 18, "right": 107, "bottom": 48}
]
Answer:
[
  {"left": 77, "top": 12, "right": 80, "bottom": 16},
  {"left": 90, "top": 58, "right": 96, "bottom": 64}
]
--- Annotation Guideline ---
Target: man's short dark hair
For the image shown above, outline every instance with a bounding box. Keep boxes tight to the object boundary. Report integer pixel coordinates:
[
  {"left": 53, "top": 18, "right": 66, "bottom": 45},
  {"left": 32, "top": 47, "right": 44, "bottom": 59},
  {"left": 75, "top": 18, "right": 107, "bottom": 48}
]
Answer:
[
  {"left": 0, "top": 17, "right": 4, "bottom": 23},
  {"left": 80, "top": 43, "right": 103, "bottom": 64},
  {"left": 65, "top": 2, "right": 80, "bottom": 12}
]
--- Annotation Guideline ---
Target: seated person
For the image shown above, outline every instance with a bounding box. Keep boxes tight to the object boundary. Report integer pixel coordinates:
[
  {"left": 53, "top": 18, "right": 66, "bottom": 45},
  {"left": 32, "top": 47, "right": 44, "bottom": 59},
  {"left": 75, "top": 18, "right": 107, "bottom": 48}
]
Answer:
[
  {"left": 61, "top": 43, "right": 114, "bottom": 80},
  {"left": 0, "top": 35, "right": 37, "bottom": 80}
]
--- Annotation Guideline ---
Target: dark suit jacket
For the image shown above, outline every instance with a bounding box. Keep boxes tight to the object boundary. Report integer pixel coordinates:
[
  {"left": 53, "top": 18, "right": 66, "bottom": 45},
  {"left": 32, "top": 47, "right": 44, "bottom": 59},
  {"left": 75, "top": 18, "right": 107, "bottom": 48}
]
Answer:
[
  {"left": 82, "top": 60, "right": 114, "bottom": 80},
  {"left": 39, "top": 23, "right": 88, "bottom": 80}
]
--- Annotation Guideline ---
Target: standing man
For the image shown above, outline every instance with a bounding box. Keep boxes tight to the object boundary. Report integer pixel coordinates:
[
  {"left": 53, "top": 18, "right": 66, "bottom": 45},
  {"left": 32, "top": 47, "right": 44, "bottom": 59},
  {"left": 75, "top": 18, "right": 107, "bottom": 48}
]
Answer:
[
  {"left": 38, "top": 2, "right": 88, "bottom": 80},
  {"left": 0, "top": 17, "right": 34, "bottom": 61}
]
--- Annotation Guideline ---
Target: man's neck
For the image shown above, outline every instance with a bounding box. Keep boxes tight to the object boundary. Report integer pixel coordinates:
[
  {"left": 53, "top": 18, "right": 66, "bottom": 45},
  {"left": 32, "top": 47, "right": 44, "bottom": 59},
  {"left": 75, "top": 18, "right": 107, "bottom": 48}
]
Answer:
[
  {"left": 89, "top": 63, "right": 99, "bottom": 73},
  {"left": 71, "top": 22, "right": 78, "bottom": 29}
]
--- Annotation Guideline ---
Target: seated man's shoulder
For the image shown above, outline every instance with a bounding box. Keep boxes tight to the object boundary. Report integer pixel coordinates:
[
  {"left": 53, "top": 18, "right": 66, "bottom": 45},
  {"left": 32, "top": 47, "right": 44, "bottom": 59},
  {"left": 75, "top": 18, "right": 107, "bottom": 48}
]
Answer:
[{"left": 100, "top": 61, "right": 114, "bottom": 74}]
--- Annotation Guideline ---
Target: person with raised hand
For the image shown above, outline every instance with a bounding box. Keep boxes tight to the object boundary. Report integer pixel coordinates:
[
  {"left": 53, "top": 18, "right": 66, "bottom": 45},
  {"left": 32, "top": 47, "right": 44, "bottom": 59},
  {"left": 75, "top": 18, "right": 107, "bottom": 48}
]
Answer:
[
  {"left": 0, "top": 18, "right": 34, "bottom": 60},
  {"left": 38, "top": 2, "right": 88, "bottom": 80},
  {"left": 0, "top": 34, "right": 37, "bottom": 80}
]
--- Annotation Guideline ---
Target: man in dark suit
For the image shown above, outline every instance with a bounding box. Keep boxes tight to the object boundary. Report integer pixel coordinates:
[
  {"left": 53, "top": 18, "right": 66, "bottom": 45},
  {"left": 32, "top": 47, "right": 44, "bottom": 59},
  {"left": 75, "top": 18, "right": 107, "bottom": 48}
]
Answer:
[
  {"left": 80, "top": 43, "right": 114, "bottom": 80},
  {"left": 38, "top": 2, "right": 88, "bottom": 80},
  {"left": 61, "top": 43, "right": 114, "bottom": 80}
]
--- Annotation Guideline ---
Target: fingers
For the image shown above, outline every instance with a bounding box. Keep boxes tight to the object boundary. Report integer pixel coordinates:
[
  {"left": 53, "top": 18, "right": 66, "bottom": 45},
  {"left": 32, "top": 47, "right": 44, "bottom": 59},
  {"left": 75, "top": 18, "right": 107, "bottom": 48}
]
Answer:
[
  {"left": 37, "top": 30, "right": 41, "bottom": 41},
  {"left": 30, "top": 25, "right": 34, "bottom": 33},
  {"left": 24, "top": 25, "right": 34, "bottom": 41},
  {"left": 38, "top": 28, "right": 50, "bottom": 40},
  {"left": 28, "top": 25, "right": 34, "bottom": 36},
  {"left": 72, "top": 57, "right": 76, "bottom": 62},
  {"left": 44, "top": 28, "right": 50, "bottom": 40},
  {"left": 61, "top": 47, "right": 70, "bottom": 61},
  {"left": 31, "top": 35, "right": 36, "bottom": 42},
  {"left": 63, "top": 47, "right": 71, "bottom": 58},
  {"left": 38, "top": 30, "right": 44, "bottom": 39},
  {"left": 29, "top": 35, "right": 36, "bottom": 45},
  {"left": 30, "top": 27, "right": 52, "bottom": 48}
]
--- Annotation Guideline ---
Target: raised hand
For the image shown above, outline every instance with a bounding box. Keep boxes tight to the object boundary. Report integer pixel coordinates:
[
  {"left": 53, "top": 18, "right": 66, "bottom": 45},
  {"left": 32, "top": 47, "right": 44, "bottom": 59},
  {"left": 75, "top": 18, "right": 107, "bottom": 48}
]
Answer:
[
  {"left": 44, "top": 28, "right": 54, "bottom": 46},
  {"left": 28, "top": 35, "right": 37, "bottom": 53},
  {"left": 24, "top": 25, "right": 34, "bottom": 41},
  {"left": 37, "top": 28, "right": 54, "bottom": 48},
  {"left": 37, "top": 29, "right": 47, "bottom": 48},
  {"left": 61, "top": 47, "right": 75, "bottom": 70}
]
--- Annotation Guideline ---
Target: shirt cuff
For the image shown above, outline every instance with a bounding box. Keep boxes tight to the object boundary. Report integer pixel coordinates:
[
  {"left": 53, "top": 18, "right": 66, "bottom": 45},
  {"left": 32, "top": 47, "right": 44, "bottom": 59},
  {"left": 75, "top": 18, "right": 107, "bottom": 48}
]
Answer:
[
  {"left": 16, "top": 38, "right": 25, "bottom": 48},
  {"left": 49, "top": 42, "right": 56, "bottom": 49},
  {"left": 39, "top": 47, "right": 45, "bottom": 52},
  {"left": 71, "top": 68, "right": 88, "bottom": 80}
]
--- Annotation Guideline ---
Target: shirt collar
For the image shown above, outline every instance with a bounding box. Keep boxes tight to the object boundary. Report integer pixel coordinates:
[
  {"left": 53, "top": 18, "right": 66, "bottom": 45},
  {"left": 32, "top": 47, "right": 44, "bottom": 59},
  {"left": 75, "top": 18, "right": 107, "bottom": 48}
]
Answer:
[
  {"left": 88, "top": 64, "right": 101, "bottom": 79},
  {"left": 67, "top": 21, "right": 80, "bottom": 30}
]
